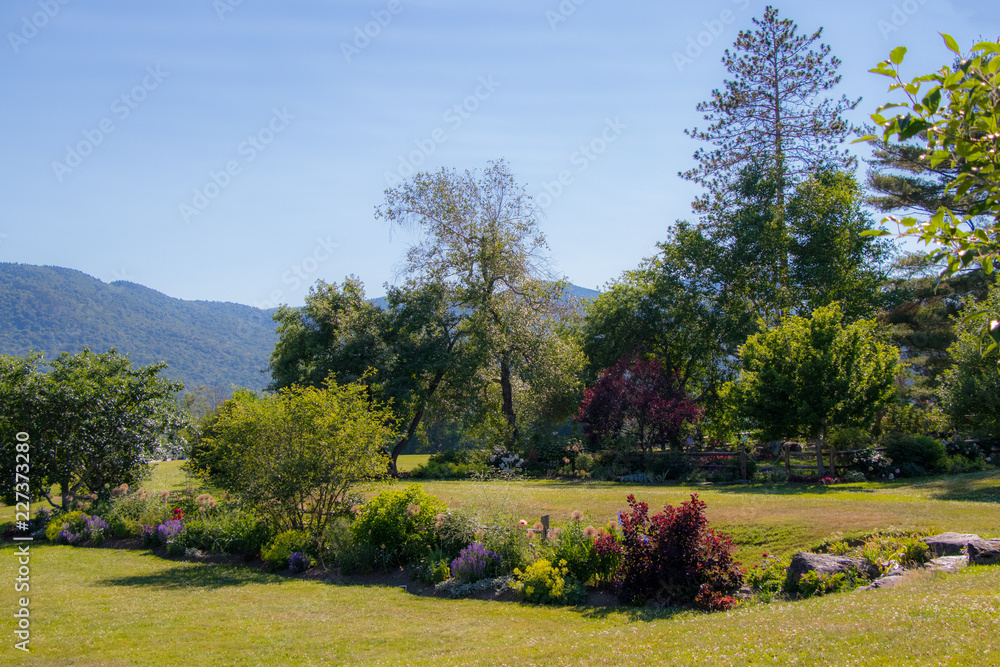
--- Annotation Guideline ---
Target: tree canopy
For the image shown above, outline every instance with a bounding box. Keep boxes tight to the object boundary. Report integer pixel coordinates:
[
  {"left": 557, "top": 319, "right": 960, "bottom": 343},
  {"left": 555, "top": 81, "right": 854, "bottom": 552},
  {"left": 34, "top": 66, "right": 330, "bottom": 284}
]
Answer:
[
  {"left": 0, "top": 348, "right": 187, "bottom": 510},
  {"left": 730, "top": 304, "right": 899, "bottom": 475}
]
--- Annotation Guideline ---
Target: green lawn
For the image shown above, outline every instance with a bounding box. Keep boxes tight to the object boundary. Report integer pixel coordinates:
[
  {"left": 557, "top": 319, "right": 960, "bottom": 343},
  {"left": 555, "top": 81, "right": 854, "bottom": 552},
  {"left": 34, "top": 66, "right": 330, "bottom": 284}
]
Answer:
[
  {"left": 4, "top": 466, "right": 1000, "bottom": 664},
  {"left": 397, "top": 453, "right": 430, "bottom": 472},
  {"left": 3, "top": 541, "right": 999, "bottom": 666}
]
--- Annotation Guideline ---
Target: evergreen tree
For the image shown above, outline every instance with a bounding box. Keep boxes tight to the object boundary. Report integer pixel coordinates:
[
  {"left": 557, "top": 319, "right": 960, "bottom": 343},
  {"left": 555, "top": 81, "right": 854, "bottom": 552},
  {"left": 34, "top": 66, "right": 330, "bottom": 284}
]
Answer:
[{"left": 681, "top": 6, "right": 860, "bottom": 320}]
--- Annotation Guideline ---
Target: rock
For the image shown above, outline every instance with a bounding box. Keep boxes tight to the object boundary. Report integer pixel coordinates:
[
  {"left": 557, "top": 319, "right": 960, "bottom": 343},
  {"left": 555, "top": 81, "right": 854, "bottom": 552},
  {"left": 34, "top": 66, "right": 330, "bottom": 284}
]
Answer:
[
  {"left": 968, "top": 539, "right": 1000, "bottom": 566},
  {"left": 926, "top": 556, "right": 968, "bottom": 572},
  {"left": 921, "top": 532, "right": 982, "bottom": 557},
  {"left": 785, "top": 552, "right": 880, "bottom": 591}
]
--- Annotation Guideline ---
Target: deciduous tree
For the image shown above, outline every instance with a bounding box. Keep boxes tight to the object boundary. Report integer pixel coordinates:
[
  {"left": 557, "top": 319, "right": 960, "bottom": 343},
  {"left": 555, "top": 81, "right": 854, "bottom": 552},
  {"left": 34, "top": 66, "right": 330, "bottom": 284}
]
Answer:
[
  {"left": 730, "top": 305, "right": 899, "bottom": 475},
  {"left": 0, "top": 349, "right": 187, "bottom": 510}
]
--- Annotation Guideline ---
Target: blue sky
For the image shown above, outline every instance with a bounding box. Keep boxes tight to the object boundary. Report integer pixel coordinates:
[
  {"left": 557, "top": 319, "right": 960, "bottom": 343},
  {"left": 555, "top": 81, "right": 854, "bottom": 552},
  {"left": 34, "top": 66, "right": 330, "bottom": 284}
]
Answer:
[{"left": 1, "top": 0, "right": 997, "bottom": 308}]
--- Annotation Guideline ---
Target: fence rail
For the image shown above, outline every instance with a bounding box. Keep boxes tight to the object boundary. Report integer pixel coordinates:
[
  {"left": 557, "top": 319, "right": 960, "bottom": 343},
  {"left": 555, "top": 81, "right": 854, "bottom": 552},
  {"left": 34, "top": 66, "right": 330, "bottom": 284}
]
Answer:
[{"left": 670, "top": 445, "right": 888, "bottom": 482}]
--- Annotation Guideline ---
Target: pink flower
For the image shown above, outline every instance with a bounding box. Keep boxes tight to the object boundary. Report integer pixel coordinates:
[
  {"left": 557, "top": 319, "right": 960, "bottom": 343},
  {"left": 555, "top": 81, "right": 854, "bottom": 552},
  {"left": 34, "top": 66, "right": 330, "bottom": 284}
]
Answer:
[{"left": 519, "top": 519, "right": 528, "bottom": 526}]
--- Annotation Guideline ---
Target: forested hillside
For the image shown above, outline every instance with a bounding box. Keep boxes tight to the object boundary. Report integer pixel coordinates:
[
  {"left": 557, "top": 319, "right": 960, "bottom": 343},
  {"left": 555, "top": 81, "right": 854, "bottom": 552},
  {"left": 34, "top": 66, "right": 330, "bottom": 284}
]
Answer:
[{"left": 0, "top": 263, "right": 277, "bottom": 391}]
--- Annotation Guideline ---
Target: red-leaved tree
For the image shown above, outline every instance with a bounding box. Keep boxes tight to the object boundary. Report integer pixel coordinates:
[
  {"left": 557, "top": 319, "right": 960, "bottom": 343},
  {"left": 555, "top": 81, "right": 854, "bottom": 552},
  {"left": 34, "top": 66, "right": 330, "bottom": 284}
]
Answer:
[{"left": 576, "top": 357, "right": 702, "bottom": 454}]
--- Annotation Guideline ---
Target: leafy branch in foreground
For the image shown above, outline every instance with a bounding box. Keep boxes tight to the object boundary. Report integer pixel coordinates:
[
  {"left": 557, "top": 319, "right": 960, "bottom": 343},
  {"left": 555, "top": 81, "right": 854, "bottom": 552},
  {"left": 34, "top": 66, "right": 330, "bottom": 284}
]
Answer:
[{"left": 863, "top": 34, "right": 1000, "bottom": 361}]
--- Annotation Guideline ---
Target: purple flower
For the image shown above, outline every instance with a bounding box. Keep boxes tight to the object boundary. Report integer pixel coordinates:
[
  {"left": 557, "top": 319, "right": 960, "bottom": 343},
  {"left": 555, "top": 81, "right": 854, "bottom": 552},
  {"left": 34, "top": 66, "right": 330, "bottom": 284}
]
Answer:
[
  {"left": 155, "top": 519, "right": 184, "bottom": 544},
  {"left": 450, "top": 543, "right": 501, "bottom": 583},
  {"left": 84, "top": 515, "right": 109, "bottom": 539},
  {"left": 289, "top": 552, "right": 310, "bottom": 574}
]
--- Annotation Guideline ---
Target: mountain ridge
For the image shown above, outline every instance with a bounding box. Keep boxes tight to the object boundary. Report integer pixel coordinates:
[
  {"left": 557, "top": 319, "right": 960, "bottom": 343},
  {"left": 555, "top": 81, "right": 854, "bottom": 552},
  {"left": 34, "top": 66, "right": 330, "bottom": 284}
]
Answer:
[{"left": 0, "top": 263, "right": 599, "bottom": 393}]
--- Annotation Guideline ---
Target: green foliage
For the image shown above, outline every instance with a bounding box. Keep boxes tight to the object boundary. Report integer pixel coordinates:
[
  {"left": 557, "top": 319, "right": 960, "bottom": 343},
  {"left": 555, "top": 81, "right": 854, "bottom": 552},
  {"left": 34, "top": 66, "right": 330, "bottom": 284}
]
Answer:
[
  {"left": 746, "top": 554, "right": 790, "bottom": 602},
  {"left": 813, "top": 528, "right": 933, "bottom": 574},
  {"left": 268, "top": 277, "right": 468, "bottom": 473},
  {"left": 731, "top": 304, "right": 899, "bottom": 475},
  {"left": 199, "top": 380, "right": 395, "bottom": 535},
  {"left": 433, "top": 508, "right": 478, "bottom": 561},
  {"left": 512, "top": 558, "right": 587, "bottom": 606},
  {"left": 786, "top": 170, "right": 895, "bottom": 320},
  {"left": 0, "top": 263, "right": 278, "bottom": 392},
  {"left": 827, "top": 427, "right": 871, "bottom": 451},
  {"left": 478, "top": 517, "right": 529, "bottom": 575},
  {"left": 0, "top": 348, "right": 187, "bottom": 510},
  {"left": 866, "top": 35, "right": 1000, "bottom": 281},
  {"left": 940, "top": 283, "right": 1000, "bottom": 440},
  {"left": 879, "top": 401, "right": 949, "bottom": 438},
  {"left": 797, "top": 570, "right": 857, "bottom": 598},
  {"left": 261, "top": 530, "right": 310, "bottom": 572},
  {"left": 882, "top": 433, "right": 946, "bottom": 475},
  {"left": 377, "top": 159, "right": 583, "bottom": 452},
  {"left": 45, "top": 511, "right": 86, "bottom": 542},
  {"left": 546, "top": 518, "right": 603, "bottom": 585},
  {"left": 408, "top": 551, "right": 452, "bottom": 585},
  {"left": 175, "top": 509, "right": 272, "bottom": 557},
  {"left": 351, "top": 485, "right": 446, "bottom": 567}
]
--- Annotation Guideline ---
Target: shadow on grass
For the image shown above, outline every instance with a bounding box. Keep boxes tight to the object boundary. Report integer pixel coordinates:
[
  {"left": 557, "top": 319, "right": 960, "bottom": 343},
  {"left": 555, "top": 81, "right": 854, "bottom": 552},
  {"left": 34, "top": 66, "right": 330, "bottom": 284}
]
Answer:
[
  {"left": 579, "top": 603, "right": 688, "bottom": 622},
  {"left": 98, "top": 559, "right": 288, "bottom": 590},
  {"left": 711, "top": 483, "right": 878, "bottom": 496}
]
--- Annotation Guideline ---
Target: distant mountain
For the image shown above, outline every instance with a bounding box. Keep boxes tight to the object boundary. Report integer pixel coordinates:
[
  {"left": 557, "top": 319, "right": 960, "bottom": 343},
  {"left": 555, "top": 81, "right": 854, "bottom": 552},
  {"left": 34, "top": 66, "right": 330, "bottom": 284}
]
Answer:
[
  {"left": 0, "top": 264, "right": 277, "bottom": 391},
  {"left": 0, "top": 264, "right": 601, "bottom": 394}
]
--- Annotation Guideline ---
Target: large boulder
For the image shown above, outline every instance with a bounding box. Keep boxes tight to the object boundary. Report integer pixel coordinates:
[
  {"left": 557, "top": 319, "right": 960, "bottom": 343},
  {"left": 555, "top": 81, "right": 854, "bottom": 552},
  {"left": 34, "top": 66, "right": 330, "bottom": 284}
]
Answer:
[
  {"left": 968, "top": 539, "right": 1000, "bottom": 566},
  {"left": 921, "top": 532, "right": 982, "bottom": 557},
  {"left": 785, "top": 552, "right": 880, "bottom": 591}
]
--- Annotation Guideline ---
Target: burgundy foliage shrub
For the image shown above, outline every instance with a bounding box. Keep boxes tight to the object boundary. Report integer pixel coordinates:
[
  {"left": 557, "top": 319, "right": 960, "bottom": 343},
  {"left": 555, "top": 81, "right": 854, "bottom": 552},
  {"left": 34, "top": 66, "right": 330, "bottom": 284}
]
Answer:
[{"left": 597, "top": 493, "right": 743, "bottom": 610}]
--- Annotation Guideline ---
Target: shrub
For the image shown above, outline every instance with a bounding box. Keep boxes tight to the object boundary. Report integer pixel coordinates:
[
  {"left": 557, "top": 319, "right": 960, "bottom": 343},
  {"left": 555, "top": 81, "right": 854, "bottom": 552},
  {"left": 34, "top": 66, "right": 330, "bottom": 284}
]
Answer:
[
  {"left": 433, "top": 509, "right": 478, "bottom": 561},
  {"left": 178, "top": 508, "right": 272, "bottom": 557},
  {"left": 745, "top": 553, "right": 789, "bottom": 602},
  {"left": 512, "top": 559, "right": 587, "bottom": 605},
  {"left": 262, "top": 530, "right": 310, "bottom": 571},
  {"left": 351, "top": 485, "right": 446, "bottom": 567},
  {"left": 797, "top": 570, "right": 857, "bottom": 598},
  {"left": 450, "top": 543, "right": 502, "bottom": 583},
  {"left": 827, "top": 426, "right": 871, "bottom": 450},
  {"left": 843, "top": 447, "right": 895, "bottom": 480},
  {"left": 945, "top": 439, "right": 986, "bottom": 460},
  {"left": 409, "top": 549, "right": 451, "bottom": 585},
  {"left": 476, "top": 518, "right": 528, "bottom": 575},
  {"left": 486, "top": 447, "right": 524, "bottom": 473},
  {"left": 940, "top": 454, "right": 989, "bottom": 475},
  {"left": 83, "top": 515, "right": 109, "bottom": 545},
  {"left": 200, "top": 382, "right": 395, "bottom": 536},
  {"left": 592, "top": 529, "right": 624, "bottom": 587},
  {"left": 548, "top": 517, "right": 602, "bottom": 585},
  {"left": 46, "top": 511, "right": 86, "bottom": 542},
  {"left": 882, "top": 432, "right": 946, "bottom": 474},
  {"left": 612, "top": 494, "right": 743, "bottom": 610}
]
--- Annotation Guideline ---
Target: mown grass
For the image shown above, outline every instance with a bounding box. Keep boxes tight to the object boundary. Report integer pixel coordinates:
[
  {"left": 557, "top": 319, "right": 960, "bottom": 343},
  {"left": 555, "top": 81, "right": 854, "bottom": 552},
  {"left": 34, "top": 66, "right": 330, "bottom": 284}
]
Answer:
[
  {"left": 397, "top": 454, "right": 430, "bottom": 472},
  {"left": 3, "top": 540, "right": 999, "bottom": 666},
  {"left": 4, "top": 465, "right": 1000, "bottom": 664}
]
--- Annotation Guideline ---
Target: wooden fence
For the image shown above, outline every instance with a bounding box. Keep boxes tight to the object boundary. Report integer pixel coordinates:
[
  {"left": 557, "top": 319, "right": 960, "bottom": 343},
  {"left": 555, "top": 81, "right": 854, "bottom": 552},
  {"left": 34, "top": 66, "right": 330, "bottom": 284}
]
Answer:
[{"left": 676, "top": 444, "right": 886, "bottom": 482}]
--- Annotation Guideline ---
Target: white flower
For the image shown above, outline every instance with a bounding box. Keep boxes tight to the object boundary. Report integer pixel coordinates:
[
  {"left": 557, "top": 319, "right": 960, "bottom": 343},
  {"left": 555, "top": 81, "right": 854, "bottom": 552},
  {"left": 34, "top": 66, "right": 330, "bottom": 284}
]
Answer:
[{"left": 888, "top": 473, "right": 894, "bottom": 480}]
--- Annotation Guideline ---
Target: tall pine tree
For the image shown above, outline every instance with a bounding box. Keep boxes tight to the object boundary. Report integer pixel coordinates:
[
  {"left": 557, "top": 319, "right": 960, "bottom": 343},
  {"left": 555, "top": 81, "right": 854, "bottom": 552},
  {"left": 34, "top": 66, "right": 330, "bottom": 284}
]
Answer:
[{"left": 681, "top": 5, "right": 861, "bottom": 321}]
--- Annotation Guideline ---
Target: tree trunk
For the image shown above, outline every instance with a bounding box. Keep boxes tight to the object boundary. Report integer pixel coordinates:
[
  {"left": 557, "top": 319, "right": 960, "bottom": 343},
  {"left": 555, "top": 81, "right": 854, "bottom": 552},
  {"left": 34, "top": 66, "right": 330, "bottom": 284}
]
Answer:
[
  {"left": 388, "top": 370, "right": 445, "bottom": 477},
  {"left": 499, "top": 355, "right": 518, "bottom": 450}
]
